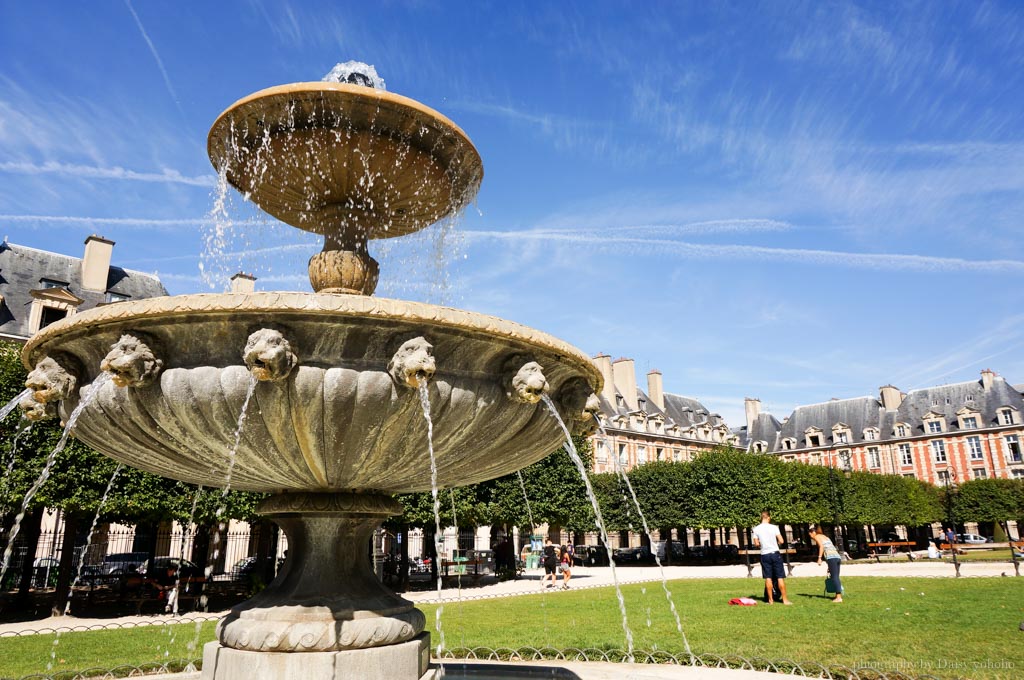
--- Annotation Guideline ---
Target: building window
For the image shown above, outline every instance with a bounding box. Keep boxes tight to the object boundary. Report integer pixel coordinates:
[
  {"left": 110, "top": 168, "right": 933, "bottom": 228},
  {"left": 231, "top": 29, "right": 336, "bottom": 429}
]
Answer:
[
  {"left": 896, "top": 424, "right": 908, "bottom": 437},
  {"left": 903, "top": 473, "right": 916, "bottom": 479},
  {"left": 927, "top": 420, "right": 943, "bottom": 434},
  {"left": 105, "top": 292, "right": 129, "bottom": 303},
  {"left": 638, "top": 398, "right": 646, "bottom": 412},
  {"left": 596, "top": 441, "right": 608, "bottom": 463},
  {"left": 834, "top": 431, "right": 849, "bottom": 444},
  {"left": 637, "top": 446, "right": 647, "bottom": 464},
  {"left": 1005, "top": 435, "right": 1022, "bottom": 464},
  {"left": 40, "top": 278, "right": 67, "bottom": 289},
  {"left": 39, "top": 306, "right": 69, "bottom": 329},
  {"left": 674, "top": 450, "right": 682, "bottom": 462},
  {"left": 961, "top": 416, "right": 978, "bottom": 429},
  {"left": 1013, "top": 469, "right": 1024, "bottom": 479},
  {"left": 931, "top": 440, "right": 947, "bottom": 463},
  {"left": 899, "top": 444, "right": 912, "bottom": 466},
  {"left": 618, "top": 443, "right": 627, "bottom": 466},
  {"left": 864, "top": 429, "right": 877, "bottom": 441},
  {"left": 999, "top": 409, "right": 1015, "bottom": 425},
  {"left": 973, "top": 469, "right": 987, "bottom": 479},
  {"left": 807, "top": 434, "right": 821, "bottom": 447},
  {"left": 868, "top": 447, "right": 880, "bottom": 468},
  {"left": 656, "top": 447, "right": 664, "bottom": 461},
  {"left": 937, "top": 470, "right": 951, "bottom": 486},
  {"left": 967, "top": 436, "right": 983, "bottom": 461}
]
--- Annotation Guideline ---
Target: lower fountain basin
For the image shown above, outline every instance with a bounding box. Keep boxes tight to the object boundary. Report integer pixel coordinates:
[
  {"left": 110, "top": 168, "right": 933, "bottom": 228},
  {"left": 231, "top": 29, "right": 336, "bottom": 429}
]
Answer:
[{"left": 22, "top": 292, "right": 600, "bottom": 492}]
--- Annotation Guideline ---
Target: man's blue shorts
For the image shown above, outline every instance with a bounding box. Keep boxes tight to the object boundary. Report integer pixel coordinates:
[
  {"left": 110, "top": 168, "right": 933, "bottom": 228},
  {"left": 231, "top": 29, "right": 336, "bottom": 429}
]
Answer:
[{"left": 760, "top": 552, "right": 785, "bottom": 580}]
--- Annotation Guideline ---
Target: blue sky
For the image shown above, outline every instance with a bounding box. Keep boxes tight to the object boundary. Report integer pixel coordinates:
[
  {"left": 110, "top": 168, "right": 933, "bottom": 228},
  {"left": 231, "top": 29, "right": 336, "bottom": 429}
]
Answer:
[{"left": 2, "top": 1, "right": 1022, "bottom": 428}]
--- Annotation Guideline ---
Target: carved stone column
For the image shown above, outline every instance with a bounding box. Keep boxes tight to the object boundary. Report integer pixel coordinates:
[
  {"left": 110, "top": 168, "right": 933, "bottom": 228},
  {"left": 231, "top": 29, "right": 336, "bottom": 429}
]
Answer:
[{"left": 203, "top": 492, "right": 430, "bottom": 680}]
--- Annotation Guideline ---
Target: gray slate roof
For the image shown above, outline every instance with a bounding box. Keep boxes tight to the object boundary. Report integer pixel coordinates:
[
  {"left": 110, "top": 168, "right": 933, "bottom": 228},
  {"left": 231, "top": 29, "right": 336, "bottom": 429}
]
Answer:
[
  {"left": 752, "top": 376, "right": 1024, "bottom": 453},
  {"left": 0, "top": 241, "right": 167, "bottom": 340},
  {"left": 596, "top": 383, "right": 729, "bottom": 435}
]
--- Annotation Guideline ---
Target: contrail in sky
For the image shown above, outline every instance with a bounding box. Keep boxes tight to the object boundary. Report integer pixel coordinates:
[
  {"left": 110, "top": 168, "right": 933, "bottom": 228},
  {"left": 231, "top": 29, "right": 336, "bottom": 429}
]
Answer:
[
  {"left": 0, "top": 161, "right": 216, "bottom": 186},
  {"left": 463, "top": 230, "right": 1024, "bottom": 275},
  {"left": 123, "top": 0, "right": 190, "bottom": 125},
  {"left": 0, "top": 214, "right": 207, "bottom": 228}
]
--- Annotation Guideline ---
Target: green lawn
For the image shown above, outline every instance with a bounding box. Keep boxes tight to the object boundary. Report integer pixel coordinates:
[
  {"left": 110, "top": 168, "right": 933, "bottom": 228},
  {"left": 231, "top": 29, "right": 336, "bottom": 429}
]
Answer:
[{"left": 0, "top": 577, "right": 1021, "bottom": 679}]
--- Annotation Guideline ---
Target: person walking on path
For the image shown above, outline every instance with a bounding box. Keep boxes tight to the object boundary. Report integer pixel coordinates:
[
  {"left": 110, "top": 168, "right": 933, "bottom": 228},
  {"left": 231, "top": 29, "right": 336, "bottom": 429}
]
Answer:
[
  {"left": 809, "top": 524, "right": 843, "bottom": 603},
  {"left": 751, "top": 510, "right": 792, "bottom": 605},
  {"left": 559, "top": 544, "right": 573, "bottom": 589},
  {"left": 541, "top": 538, "right": 558, "bottom": 588}
]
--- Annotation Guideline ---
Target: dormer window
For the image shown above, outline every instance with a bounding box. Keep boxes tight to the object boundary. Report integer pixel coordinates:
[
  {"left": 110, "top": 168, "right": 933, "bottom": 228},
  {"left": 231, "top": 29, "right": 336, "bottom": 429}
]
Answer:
[
  {"left": 752, "top": 441, "right": 767, "bottom": 453},
  {"left": 999, "top": 408, "right": 1017, "bottom": 426},
  {"left": 105, "top": 292, "right": 129, "bottom": 303},
  {"left": 638, "top": 398, "right": 646, "bottom": 412},
  {"left": 615, "top": 395, "right": 625, "bottom": 408},
  {"left": 40, "top": 278, "right": 68, "bottom": 289},
  {"left": 962, "top": 416, "right": 977, "bottom": 429},
  {"left": 805, "top": 427, "right": 823, "bottom": 448},
  {"left": 863, "top": 428, "right": 878, "bottom": 441},
  {"left": 895, "top": 423, "right": 908, "bottom": 437},
  {"left": 782, "top": 437, "right": 796, "bottom": 450},
  {"left": 927, "top": 420, "right": 943, "bottom": 434}
]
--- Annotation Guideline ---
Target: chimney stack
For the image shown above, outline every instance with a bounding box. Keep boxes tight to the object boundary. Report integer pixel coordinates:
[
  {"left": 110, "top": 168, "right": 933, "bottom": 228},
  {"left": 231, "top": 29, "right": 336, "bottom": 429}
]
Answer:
[
  {"left": 647, "top": 370, "right": 665, "bottom": 410},
  {"left": 81, "top": 235, "right": 114, "bottom": 292},
  {"left": 879, "top": 384, "right": 904, "bottom": 410},
  {"left": 230, "top": 272, "right": 257, "bottom": 293},
  {"left": 593, "top": 354, "right": 615, "bottom": 406},
  {"left": 612, "top": 358, "right": 638, "bottom": 411},
  {"left": 980, "top": 368, "right": 996, "bottom": 390},
  {"left": 744, "top": 397, "right": 761, "bottom": 431}
]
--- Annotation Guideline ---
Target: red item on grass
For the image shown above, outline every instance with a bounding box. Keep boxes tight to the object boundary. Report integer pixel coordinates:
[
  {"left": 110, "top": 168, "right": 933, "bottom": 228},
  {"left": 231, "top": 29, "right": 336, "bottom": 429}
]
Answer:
[{"left": 728, "top": 597, "right": 758, "bottom": 606}]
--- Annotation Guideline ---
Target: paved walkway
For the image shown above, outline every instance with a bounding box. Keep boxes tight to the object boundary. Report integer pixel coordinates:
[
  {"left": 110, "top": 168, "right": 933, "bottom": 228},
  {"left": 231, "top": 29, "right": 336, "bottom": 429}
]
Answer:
[{"left": 0, "top": 558, "right": 1014, "bottom": 636}]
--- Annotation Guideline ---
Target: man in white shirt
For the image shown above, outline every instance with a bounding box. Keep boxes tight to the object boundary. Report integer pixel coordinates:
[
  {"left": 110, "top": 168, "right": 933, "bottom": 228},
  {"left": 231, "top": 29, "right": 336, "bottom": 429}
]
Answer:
[{"left": 751, "top": 510, "right": 792, "bottom": 605}]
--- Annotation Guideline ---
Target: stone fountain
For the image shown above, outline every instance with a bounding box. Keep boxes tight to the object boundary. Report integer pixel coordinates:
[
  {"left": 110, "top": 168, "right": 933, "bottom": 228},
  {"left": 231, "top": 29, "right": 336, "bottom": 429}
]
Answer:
[{"left": 18, "top": 65, "right": 601, "bottom": 680}]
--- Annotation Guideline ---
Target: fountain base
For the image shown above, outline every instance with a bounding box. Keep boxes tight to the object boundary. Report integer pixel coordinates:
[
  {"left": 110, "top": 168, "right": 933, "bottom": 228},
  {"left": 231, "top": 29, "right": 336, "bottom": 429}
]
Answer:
[
  {"left": 202, "top": 633, "right": 432, "bottom": 680},
  {"left": 205, "top": 492, "right": 426, "bottom": 678}
]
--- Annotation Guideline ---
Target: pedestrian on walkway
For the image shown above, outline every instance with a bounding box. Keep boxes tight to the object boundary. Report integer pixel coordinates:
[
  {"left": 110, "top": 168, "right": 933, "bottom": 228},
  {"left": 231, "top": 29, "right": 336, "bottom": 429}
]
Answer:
[
  {"left": 751, "top": 510, "right": 792, "bottom": 605},
  {"left": 809, "top": 524, "right": 843, "bottom": 603},
  {"left": 559, "top": 544, "right": 573, "bottom": 589},
  {"left": 541, "top": 538, "right": 558, "bottom": 588}
]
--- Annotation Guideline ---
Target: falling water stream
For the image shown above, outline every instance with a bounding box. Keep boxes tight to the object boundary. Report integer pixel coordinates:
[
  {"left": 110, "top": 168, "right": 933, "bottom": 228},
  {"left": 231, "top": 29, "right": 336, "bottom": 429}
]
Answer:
[
  {"left": 0, "top": 420, "right": 32, "bottom": 505},
  {"left": 188, "top": 375, "right": 258, "bottom": 658},
  {"left": 48, "top": 463, "right": 124, "bottom": 670},
  {"left": 539, "top": 395, "right": 634, "bottom": 660},
  {"left": 0, "top": 388, "right": 31, "bottom": 422},
  {"left": 0, "top": 372, "right": 113, "bottom": 586},
  {"left": 602, "top": 420, "right": 694, "bottom": 662},
  {"left": 417, "top": 381, "right": 446, "bottom": 677}
]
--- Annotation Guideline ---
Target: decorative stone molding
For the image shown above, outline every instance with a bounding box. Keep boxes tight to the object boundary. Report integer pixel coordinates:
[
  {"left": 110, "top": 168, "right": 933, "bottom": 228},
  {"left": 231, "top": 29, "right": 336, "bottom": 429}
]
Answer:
[
  {"left": 503, "top": 356, "right": 548, "bottom": 404},
  {"left": 100, "top": 333, "right": 164, "bottom": 388},
  {"left": 387, "top": 336, "right": 435, "bottom": 389},
  {"left": 309, "top": 248, "right": 380, "bottom": 295},
  {"left": 20, "top": 355, "right": 78, "bottom": 420},
  {"left": 243, "top": 328, "right": 298, "bottom": 382}
]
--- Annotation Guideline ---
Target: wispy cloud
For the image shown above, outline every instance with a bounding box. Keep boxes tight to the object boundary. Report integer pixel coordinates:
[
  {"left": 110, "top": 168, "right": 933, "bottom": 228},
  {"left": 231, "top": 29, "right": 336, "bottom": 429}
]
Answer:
[
  {"left": 463, "top": 229, "right": 1024, "bottom": 275},
  {"left": 0, "top": 161, "right": 216, "bottom": 187}
]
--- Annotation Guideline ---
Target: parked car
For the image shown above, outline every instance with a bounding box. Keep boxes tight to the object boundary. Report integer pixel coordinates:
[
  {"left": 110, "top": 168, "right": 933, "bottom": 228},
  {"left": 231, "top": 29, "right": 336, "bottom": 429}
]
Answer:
[
  {"left": 95, "top": 552, "right": 150, "bottom": 576},
  {"left": 139, "top": 557, "right": 204, "bottom": 585},
  {"left": 32, "top": 557, "right": 60, "bottom": 588},
  {"left": 572, "top": 544, "right": 610, "bottom": 567},
  {"left": 612, "top": 546, "right": 655, "bottom": 565},
  {"left": 956, "top": 533, "right": 992, "bottom": 544},
  {"left": 653, "top": 541, "right": 687, "bottom": 561}
]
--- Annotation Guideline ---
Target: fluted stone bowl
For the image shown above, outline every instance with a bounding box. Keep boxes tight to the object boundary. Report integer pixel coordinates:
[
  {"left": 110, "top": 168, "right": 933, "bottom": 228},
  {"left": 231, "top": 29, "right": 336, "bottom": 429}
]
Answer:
[
  {"left": 22, "top": 292, "right": 600, "bottom": 493},
  {"left": 207, "top": 83, "right": 483, "bottom": 239}
]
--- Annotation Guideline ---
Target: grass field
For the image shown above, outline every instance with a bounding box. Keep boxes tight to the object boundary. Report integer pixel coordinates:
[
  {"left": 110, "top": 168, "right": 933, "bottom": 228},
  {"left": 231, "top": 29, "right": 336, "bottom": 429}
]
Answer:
[{"left": 0, "top": 576, "right": 1020, "bottom": 679}]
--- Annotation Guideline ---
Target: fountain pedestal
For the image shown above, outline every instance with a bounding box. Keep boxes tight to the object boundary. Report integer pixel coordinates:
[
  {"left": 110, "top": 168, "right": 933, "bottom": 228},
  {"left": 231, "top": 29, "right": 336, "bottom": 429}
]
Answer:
[{"left": 202, "top": 492, "right": 430, "bottom": 680}]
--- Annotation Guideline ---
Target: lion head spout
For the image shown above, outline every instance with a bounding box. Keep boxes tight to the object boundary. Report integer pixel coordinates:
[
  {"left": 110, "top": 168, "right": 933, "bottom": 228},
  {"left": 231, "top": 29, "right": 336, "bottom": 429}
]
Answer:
[
  {"left": 388, "top": 337, "right": 435, "bottom": 389},
  {"left": 20, "top": 356, "right": 78, "bottom": 421},
  {"left": 243, "top": 328, "right": 298, "bottom": 382},
  {"left": 557, "top": 377, "right": 602, "bottom": 436},
  {"left": 503, "top": 356, "right": 549, "bottom": 404},
  {"left": 100, "top": 333, "right": 164, "bottom": 388}
]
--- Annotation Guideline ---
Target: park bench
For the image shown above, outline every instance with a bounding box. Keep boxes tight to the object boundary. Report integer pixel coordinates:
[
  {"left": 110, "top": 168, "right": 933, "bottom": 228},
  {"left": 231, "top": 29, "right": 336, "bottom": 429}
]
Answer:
[{"left": 867, "top": 541, "right": 917, "bottom": 562}]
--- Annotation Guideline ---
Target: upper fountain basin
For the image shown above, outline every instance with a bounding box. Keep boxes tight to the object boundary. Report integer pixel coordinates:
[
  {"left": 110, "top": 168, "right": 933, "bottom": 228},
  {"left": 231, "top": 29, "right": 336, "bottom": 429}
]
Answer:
[
  {"left": 22, "top": 292, "right": 600, "bottom": 493},
  {"left": 207, "top": 82, "right": 483, "bottom": 240}
]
